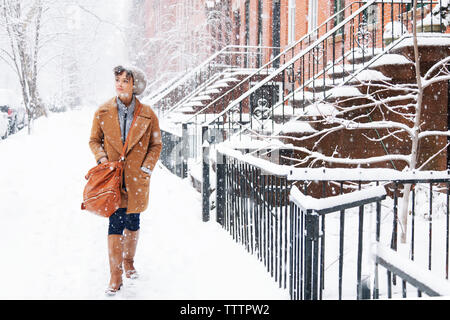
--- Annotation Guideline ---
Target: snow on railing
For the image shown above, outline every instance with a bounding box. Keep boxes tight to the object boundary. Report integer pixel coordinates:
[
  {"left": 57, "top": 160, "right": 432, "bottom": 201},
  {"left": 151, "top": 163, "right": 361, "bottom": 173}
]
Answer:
[
  {"left": 289, "top": 184, "right": 386, "bottom": 214},
  {"left": 216, "top": 143, "right": 450, "bottom": 182},
  {"left": 375, "top": 245, "right": 450, "bottom": 297}
]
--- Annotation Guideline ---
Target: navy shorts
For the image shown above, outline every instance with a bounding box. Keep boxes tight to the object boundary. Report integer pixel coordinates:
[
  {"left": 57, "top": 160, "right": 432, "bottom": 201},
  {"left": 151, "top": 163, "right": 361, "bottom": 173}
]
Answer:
[{"left": 108, "top": 208, "right": 140, "bottom": 235}]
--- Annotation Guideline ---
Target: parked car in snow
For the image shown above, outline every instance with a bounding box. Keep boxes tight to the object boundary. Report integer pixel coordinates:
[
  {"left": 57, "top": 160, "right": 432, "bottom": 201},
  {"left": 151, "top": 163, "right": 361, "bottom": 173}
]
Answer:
[
  {"left": 13, "top": 103, "right": 26, "bottom": 130},
  {"left": 0, "top": 88, "right": 25, "bottom": 135},
  {"left": 0, "top": 112, "right": 8, "bottom": 139}
]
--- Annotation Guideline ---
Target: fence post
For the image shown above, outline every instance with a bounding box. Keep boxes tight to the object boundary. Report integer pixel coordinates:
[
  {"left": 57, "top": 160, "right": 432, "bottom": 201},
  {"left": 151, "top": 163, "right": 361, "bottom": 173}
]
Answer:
[
  {"left": 216, "top": 150, "right": 225, "bottom": 226},
  {"left": 182, "top": 123, "right": 188, "bottom": 179},
  {"left": 160, "top": 130, "right": 167, "bottom": 168},
  {"left": 360, "top": 275, "right": 371, "bottom": 300},
  {"left": 202, "top": 125, "right": 210, "bottom": 222},
  {"left": 175, "top": 134, "right": 182, "bottom": 177},
  {"left": 304, "top": 210, "right": 320, "bottom": 300}
]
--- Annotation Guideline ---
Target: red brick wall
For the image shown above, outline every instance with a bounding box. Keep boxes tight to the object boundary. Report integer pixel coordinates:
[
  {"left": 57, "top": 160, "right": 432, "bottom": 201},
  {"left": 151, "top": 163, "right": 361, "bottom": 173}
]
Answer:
[
  {"left": 144, "top": 0, "right": 217, "bottom": 75},
  {"left": 144, "top": 0, "right": 450, "bottom": 83}
]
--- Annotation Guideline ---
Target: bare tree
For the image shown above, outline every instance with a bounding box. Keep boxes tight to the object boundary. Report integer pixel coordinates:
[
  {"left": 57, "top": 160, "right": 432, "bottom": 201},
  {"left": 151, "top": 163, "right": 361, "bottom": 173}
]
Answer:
[
  {"left": 0, "top": 0, "right": 47, "bottom": 132},
  {"left": 1, "top": 0, "right": 131, "bottom": 130},
  {"left": 398, "top": 0, "right": 450, "bottom": 243}
]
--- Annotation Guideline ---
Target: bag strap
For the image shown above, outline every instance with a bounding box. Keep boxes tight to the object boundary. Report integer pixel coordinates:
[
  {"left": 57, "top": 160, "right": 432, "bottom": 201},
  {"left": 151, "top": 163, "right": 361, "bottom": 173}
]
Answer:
[{"left": 119, "top": 100, "right": 143, "bottom": 161}]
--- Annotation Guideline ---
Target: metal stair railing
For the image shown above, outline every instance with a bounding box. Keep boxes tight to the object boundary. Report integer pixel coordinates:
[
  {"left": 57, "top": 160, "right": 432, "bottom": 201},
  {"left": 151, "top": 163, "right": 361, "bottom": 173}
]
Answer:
[
  {"left": 177, "top": 0, "right": 391, "bottom": 172},
  {"left": 183, "top": 0, "right": 367, "bottom": 126},
  {"left": 198, "top": 1, "right": 442, "bottom": 136},
  {"left": 164, "top": 72, "right": 225, "bottom": 117},
  {"left": 159, "top": 1, "right": 446, "bottom": 187},
  {"left": 272, "top": 32, "right": 450, "bottom": 131},
  {"left": 152, "top": 45, "right": 280, "bottom": 117},
  {"left": 231, "top": 19, "right": 448, "bottom": 144},
  {"left": 246, "top": 32, "right": 411, "bottom": 136}
]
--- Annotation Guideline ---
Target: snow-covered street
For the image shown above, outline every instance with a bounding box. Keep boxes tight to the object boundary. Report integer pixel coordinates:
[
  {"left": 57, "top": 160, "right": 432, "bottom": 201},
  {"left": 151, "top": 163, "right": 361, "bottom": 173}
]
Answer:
[{"left": 0, "top": 107, "right": 289, "bottom": 300}]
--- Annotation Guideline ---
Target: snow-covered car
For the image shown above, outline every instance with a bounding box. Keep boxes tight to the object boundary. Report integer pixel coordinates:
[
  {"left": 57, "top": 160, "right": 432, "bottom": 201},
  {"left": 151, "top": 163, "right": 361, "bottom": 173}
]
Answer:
[
  {"left": 14, "top": 103, "right": 27, "bottom": 130},
  {"left": 0, "top": 112, "right": 8, "bottom": 139},
  {"left": 0, "top": 88, "right": 24, "bottom": 134}
]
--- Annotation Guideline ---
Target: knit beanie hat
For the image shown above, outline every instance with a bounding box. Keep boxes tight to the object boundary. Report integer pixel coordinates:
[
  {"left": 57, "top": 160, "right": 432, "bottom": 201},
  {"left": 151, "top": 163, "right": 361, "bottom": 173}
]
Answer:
[{"left": 127, "top": 66, "right": 147, "bottom": 96}]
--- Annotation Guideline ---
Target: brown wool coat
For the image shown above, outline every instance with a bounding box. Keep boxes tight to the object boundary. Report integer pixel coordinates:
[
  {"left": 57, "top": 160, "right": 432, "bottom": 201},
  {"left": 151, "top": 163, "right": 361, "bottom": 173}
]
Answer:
[{"left": 89, "top": 97, "right": 162, "bottom": 213}]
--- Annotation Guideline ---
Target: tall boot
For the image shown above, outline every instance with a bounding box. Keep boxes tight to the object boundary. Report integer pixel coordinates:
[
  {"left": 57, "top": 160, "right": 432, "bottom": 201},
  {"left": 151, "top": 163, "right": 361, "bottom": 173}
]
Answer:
[
  {"left": 105, "top": 234, "right": 123, "bottom": 295},
  {"left": 123, "top": 229, "right": 139, "bottom": 279}
]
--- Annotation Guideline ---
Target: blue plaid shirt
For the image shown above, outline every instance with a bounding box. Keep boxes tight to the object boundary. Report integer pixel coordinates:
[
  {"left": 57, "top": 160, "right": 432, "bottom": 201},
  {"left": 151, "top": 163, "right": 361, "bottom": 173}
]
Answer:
[{"left": 116, "top": 95, "right": 136, "bottom": 144}]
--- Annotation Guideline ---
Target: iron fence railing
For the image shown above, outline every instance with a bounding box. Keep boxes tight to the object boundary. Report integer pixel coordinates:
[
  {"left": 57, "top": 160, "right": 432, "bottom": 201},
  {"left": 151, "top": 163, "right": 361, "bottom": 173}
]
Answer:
[{"left": 213, "top": 147, "right": 450, "bottom": 299}]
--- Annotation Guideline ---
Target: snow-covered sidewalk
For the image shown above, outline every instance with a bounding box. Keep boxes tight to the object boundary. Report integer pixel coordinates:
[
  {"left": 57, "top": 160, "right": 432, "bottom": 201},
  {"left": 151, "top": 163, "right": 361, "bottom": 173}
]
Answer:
[{"left": 0, "top": 107, "right": 289, "bottom": 300}]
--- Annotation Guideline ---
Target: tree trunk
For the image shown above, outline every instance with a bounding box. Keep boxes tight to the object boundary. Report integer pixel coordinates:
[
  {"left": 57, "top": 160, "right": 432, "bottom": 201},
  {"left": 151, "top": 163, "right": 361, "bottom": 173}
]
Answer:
[{"left": 400, "top": 0, "right": 424, "bottom": 243}]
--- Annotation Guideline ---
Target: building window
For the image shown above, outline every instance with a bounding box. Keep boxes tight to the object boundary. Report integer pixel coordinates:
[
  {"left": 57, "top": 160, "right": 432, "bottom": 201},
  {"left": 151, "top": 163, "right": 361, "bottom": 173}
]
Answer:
[
  {"left": 406, "top": 3, "right": 426, "bottom": 11},
  {"left": 245, "top": 0, "right": 250, "bottom": 46},
  {"left": 257, "top": 0, "right": 263, "bottom": 67},
  {"left": 308, "top": 0, "right": 318, "bottom": 35},
  {"left": 272, "top": 0, "right": 281, "bottom": 67},
  {"left": 245, "top": 0, "right": 250, "bottom": 67},
  {"left": 288, "top": 0, "right": 296, "bottom": 44},
  {"left": 334, "top": 0, "right": 345, "bottom": 25},
  {"left": 334, "top": 0, "right": 345, "bottom": 34},
  {"left": 257, "top": 0, "right": 263, "bottom": 46},
  {"left": 233, "top": 9, "right": 240, "bottom": 45}
]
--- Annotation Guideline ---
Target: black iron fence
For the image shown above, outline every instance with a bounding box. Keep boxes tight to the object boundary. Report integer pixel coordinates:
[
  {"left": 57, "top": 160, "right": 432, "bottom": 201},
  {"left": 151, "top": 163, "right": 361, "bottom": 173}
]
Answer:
[
  {"left": 159, "top": 118, "right": 450, "bottom": 299},
  {"left": 214, "top": 147, "right": 450, "bottom": 299}
]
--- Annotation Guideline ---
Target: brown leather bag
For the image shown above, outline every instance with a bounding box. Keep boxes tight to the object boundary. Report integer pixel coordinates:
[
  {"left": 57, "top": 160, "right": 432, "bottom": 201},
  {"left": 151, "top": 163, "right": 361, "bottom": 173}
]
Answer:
[{"left": 81, "top": 103, "right": 142, "bottom": 217}]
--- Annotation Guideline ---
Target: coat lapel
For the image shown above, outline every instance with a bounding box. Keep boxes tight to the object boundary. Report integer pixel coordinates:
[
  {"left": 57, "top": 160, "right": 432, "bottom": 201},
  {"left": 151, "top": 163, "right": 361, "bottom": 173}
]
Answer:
[
  {"left": 126, "top": 99, "right": 151, "bottom": 155},
  {"left": 100, "top": 98, "right": 124, "bottom": 155}
]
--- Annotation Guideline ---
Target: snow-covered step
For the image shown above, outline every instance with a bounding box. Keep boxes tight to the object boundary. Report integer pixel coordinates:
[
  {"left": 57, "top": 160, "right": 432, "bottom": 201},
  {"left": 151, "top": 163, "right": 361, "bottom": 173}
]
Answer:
[
  {"left": 368, "top": 53, "right": 413, "bottom": 68},
  {"left": 215, "top": 77, "right": 240, "bottom": 85},
  {"left": 210, "top": 82, "right": 233, "bottom": 89},
  {"left": 276, "top": 119, "right": 318, "bottom": 135},
  {"left": 306, "top": 77, "right": 345, "bottom": 92},
  {"left": 190, "top": 95, "right": 212, "bottom": 102},
  {"left": 367, "top": 53, "right": 415, "bottom": 81},
  {"left": 202, "top": 88, "right": 221, "bottom": 95},
  {"left": 182, "top": 101, "right": 204, "bottom": 108},
  {"left": 348, "top": 69, "right": 391, "bottom": 84},
  {"left": 289, "top": 90, "right": 315, "bottom": 102},
  {"left": 326, "top": 85, "right": 363, "bottom": 99},
  {"left": 176, "top": 106, "right": 196, "bottom": 113},
  {"left": 301, "top": 102, "right": 338, "bottom": 118},
  {"left": 226, "top": 68, "right": 261, "bottom": 76},
  {"left": 275, "top": 101, "right": 338, "bottom": 119},
  {"left": 327, "top": 63, "right": 363, "bottom": 79},
  {"left": 347, "top": 48, "right": 383, "bottom": 65}
]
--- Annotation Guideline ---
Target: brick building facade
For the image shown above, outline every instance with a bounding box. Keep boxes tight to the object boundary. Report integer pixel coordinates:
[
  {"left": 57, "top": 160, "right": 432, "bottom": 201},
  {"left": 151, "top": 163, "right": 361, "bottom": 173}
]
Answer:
[{"left": 143, "top": 0, "right": 448, "bottom": 76}]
